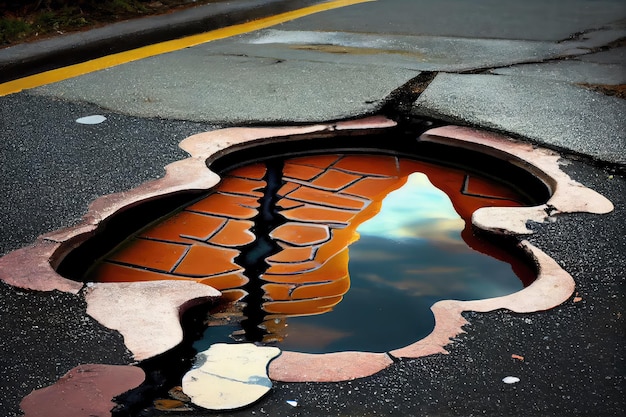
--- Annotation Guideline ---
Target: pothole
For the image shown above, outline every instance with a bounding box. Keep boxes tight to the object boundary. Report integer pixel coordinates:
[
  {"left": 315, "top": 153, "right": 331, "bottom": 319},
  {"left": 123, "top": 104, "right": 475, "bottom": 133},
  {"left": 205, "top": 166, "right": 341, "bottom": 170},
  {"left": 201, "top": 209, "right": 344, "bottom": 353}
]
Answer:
[
  {"left": 72, "top": 152, "right": 539, "bottom": 356},
  {"left": 0, "top": 117, "right": 613, "bottom": 414}
]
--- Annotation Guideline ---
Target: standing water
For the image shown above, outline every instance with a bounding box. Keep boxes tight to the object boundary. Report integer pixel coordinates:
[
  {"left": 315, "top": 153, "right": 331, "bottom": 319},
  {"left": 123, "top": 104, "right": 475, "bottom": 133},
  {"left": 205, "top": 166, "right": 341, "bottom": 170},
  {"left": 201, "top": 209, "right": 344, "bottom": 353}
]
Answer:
[{"left": 83, "top": 153, "right": 534, "bottom": 354}]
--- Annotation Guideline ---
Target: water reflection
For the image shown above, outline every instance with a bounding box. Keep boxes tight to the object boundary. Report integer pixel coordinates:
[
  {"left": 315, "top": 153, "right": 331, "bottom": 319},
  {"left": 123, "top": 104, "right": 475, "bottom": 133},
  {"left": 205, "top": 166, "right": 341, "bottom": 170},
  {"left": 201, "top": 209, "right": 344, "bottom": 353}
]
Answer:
[
  {"left": 86, "top": 154, "right": 534, "bottom": 353},
  {"left": 277, "top": 171, "right": 529, "bottom": 353},
  {"left": 354, "top": 172, "right": 523, "bottom": 300}
]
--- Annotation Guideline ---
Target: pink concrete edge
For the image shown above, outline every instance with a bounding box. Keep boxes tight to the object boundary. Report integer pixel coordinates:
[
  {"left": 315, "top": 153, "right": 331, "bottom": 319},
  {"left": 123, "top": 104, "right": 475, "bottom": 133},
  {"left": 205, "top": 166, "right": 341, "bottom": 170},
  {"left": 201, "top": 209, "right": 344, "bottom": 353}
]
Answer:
[
  {"left": 266, "top": 124, "right": 611, "bottom": 378},
  {"left": 268, "top": 351, "right": 394, "bottom": 382},
  {"left": 0, "top": 240, "right": 83, "bottom": 293},
  {"left": 84, "top": 281, "right": 221, "bottom": 361},
  {"left": 421, "top": 125, "right": 614, "bottom": 235},
  {"left": 20, "top": 364, "right": 145, "bottom": 417}
]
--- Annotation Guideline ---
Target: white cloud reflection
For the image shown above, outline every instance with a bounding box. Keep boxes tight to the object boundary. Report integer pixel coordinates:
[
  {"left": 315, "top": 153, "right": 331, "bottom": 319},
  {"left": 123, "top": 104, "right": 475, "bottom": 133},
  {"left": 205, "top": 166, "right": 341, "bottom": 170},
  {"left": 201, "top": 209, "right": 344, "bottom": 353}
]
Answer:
[{"left": 356, "top": 173, "right": 465, "bottom": 244}]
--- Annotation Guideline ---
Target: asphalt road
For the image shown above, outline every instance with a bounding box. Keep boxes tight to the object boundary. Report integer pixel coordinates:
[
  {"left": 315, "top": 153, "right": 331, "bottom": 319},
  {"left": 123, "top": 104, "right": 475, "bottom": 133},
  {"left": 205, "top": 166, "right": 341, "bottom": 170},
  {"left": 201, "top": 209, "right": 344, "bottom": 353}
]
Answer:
[{"left": 1, "top": 0, "right": 625, "bottom": 416}]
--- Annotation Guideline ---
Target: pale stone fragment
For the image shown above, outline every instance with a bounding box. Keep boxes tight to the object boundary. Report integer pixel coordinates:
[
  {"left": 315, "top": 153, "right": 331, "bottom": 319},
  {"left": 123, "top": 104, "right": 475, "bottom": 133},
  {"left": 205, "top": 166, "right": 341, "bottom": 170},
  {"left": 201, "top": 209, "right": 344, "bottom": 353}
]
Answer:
[
  {"left": 182, "top": 343, "right": 281, "bottom": 410},
  {"left": 84, "top": 280, "right": 220, "bottom": 360}
]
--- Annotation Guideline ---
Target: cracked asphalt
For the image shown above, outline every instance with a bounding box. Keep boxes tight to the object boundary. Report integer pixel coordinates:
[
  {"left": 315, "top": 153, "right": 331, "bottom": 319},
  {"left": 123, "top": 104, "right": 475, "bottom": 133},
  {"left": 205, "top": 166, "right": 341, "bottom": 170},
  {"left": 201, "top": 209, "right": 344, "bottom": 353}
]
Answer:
[{"left": 1, "top": 0, "right": 625, "bottom": 416}]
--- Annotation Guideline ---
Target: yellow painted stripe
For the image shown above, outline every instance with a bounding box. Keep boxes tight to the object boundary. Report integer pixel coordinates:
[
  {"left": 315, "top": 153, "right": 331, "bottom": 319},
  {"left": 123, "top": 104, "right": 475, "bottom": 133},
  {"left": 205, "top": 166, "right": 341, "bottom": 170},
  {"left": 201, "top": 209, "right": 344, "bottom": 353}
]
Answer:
[{"left": 0, "top": 0, "right": 372, "bottom": 96}]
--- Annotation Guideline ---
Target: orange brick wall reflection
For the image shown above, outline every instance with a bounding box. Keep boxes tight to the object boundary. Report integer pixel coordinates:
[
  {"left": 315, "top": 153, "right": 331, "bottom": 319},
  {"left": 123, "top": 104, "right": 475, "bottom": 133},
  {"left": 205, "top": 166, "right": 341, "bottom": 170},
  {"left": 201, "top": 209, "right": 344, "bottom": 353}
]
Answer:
[{"left": 87, "top": 154, "right": 529, "bottom": 342}]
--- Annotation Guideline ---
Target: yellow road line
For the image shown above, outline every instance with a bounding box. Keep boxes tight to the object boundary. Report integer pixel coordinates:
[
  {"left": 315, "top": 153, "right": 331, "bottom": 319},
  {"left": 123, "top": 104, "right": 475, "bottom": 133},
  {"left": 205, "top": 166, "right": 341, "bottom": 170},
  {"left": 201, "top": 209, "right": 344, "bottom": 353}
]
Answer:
[{"left": 0, "top": 0, "right": 372, "bottom": 96}]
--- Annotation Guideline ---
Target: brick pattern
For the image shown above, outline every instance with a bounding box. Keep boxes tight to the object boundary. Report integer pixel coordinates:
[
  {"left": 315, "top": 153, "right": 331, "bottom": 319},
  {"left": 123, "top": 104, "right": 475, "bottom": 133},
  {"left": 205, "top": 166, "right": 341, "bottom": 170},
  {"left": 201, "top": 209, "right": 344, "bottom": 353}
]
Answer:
[
  {"left": 88, "top": 154, "right": 525, "bottom": 342},
  {"left": 87, "top": 165, "right": 267, "bottom": 291}
]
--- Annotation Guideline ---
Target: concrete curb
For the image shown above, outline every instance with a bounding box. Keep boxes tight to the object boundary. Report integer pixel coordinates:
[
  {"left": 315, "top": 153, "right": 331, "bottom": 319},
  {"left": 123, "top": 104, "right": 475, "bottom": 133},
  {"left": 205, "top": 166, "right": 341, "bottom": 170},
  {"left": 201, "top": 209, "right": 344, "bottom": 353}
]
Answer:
[{"left": 0, "top": 0, "right": 323, "bottom": 83}]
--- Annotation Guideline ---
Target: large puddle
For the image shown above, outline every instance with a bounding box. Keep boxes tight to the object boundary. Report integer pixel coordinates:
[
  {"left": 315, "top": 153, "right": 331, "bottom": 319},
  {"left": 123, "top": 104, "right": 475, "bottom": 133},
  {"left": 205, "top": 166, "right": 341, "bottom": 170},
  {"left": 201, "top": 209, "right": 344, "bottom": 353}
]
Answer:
[{"left": 81, "top": 153, "right": 535, "bottom": 354}]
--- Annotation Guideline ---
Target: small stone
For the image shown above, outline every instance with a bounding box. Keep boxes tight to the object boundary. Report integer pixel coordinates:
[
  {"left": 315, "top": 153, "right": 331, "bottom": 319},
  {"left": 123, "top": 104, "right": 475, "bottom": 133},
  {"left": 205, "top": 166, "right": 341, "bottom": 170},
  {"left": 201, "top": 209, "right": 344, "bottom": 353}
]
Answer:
[
  {"left": 286, "top": 400, "right": 298, "bottom": 407},
  {"left": 502, "top": 376, "right": 521, "bottom": 384},
  {"left": 168, "top": 386, "right": 190, "bottom": 402},
  {"left": 76, "top": 115, "right": 106, "bottom": 124},
  {"left": 182, "top": 343, "right": 281, "bottom": 410},
  {"left": 154, "top": 399, "right": 191, "bottom": 411}
]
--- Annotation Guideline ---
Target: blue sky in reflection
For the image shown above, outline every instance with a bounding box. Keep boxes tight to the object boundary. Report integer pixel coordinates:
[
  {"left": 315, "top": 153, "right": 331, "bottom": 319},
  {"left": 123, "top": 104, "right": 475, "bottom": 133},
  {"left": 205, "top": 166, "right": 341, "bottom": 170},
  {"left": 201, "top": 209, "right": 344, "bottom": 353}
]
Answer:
[
  {"left": 350, "top": 171, "right": 521, "bottom": 301},
  {"left": 356, "top": 172, "right": 465, "bottom": 247}
]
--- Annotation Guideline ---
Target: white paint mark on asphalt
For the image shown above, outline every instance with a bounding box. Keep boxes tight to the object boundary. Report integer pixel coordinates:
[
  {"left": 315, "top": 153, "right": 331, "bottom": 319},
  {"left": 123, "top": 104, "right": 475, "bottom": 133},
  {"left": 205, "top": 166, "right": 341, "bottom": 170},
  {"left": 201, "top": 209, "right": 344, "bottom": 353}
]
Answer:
[
  {"left": 76, "top": 115, "right": 107, "bottom": 124},
  {"left": 502, "top": 376, "right": 521, "bottom": 384}
]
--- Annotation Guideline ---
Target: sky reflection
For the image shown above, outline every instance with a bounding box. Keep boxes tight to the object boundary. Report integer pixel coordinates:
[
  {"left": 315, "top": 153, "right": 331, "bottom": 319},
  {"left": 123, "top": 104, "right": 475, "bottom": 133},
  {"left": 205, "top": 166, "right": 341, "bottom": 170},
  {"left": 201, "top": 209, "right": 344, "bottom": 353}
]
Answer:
[
  {"left": 349, "top": 171, "right": 522, "bottom": 302},
  {"left": 357, "top": 173, "right": 464, "bottom": 242}
]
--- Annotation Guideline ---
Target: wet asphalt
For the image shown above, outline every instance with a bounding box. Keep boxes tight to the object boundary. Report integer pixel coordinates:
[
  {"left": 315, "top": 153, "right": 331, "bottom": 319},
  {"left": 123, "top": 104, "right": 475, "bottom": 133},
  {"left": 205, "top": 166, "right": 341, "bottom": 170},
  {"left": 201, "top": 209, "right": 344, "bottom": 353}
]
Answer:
[{"left": 1, "top": 1, "right": 625, "bottom": 416}]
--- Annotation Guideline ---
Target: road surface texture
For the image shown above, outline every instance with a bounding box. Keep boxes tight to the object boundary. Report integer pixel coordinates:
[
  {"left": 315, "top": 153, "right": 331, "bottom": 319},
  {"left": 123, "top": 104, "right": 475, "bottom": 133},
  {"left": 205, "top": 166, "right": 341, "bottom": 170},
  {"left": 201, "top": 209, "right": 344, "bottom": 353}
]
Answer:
[{"left": 1, "top": 1, "right": 624, "bottom": 416}]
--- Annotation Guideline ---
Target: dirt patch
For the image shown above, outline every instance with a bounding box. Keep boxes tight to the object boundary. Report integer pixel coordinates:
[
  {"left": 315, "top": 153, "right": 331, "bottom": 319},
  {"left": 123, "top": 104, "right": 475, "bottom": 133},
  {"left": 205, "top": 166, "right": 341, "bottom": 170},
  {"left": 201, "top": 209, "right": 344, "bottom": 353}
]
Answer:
[{"left": 578, "top": 83, "right": 626, "bottom": 99}]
